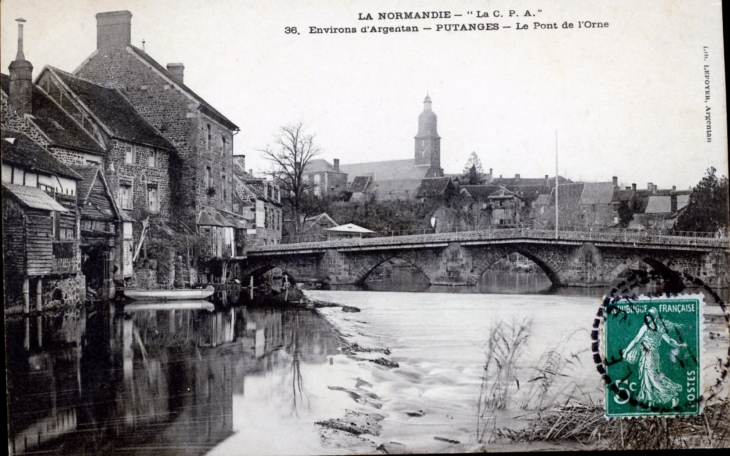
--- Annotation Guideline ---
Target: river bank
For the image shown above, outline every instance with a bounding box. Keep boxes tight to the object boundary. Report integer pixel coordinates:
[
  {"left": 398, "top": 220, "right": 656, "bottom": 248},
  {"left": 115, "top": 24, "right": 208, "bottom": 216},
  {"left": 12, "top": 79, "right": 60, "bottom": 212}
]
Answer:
[{"left": 305, "top": 289, "right": 730, "bottom": 453}]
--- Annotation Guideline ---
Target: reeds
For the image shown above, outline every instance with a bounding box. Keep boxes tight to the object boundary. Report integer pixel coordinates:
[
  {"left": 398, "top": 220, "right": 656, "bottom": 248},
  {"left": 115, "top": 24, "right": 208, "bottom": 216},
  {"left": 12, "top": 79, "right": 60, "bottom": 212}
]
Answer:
[
  {"left": 476, "top": 322, "right": 730, "bottom": 450},
  {"left": 475, "top": 318, "right": 532, "bottom": 443},
  {"left": 498, "top": 397, "right": 730, "bottom": 449}
]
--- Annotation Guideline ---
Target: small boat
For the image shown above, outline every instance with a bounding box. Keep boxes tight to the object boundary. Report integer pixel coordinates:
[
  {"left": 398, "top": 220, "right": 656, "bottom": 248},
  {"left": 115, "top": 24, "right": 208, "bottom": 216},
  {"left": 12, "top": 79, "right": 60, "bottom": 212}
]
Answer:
[
  {"left": 124, "top": 300, "right": 216, "bottom": 312},
  {"left": 124, "top": 285, "right": 215, "bottom": 301}
]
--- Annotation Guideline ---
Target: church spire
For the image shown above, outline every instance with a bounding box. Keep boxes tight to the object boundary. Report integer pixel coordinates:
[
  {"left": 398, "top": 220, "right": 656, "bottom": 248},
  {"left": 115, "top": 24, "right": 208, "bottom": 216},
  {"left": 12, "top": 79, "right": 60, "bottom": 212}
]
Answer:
[{"left": 414, "top": 95, "right": 441, "bottom": 173}]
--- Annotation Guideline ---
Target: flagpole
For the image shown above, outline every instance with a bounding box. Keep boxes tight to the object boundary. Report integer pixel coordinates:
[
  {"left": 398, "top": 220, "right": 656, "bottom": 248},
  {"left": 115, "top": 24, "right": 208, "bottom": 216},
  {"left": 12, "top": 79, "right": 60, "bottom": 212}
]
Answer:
[{"left": 555, "top": 131, "right": 559, "bottom": 240}]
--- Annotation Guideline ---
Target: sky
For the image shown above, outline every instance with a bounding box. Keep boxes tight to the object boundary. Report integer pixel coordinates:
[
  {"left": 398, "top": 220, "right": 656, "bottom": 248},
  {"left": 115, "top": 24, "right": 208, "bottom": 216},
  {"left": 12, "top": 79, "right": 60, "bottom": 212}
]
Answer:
[{"left": 1, "top": 0, "right": 727, "bottom": 189}]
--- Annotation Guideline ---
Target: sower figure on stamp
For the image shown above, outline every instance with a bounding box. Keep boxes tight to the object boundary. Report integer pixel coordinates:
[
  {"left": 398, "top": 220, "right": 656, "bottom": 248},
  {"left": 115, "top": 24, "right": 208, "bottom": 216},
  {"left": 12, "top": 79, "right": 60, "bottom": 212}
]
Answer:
[{"left": 623, "top": 307, "right": 687, "bottom": 408}]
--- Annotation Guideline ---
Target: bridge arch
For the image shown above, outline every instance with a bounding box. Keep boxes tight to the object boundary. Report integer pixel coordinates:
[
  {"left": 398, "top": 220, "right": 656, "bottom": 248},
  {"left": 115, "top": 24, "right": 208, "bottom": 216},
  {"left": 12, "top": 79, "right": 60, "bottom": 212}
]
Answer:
[
  {"left": 470, "top": 246, "right": 565, "bottom": 286},
  {"left": 237, "top": 262, "right": 300, "bottom": 286},
  {"left": 353, "top": 254, "right": 433, "bottom": 286},
  {"left": 606, "top": 254, "right": 686, "bottom": 291}
]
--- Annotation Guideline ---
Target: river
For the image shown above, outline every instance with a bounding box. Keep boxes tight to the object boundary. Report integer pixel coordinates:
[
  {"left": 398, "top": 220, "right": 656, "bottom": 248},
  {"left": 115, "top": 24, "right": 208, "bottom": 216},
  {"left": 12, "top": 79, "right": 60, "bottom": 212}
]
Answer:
[{"left": 5, "top": 271, "right": 729, "bottom": 455}]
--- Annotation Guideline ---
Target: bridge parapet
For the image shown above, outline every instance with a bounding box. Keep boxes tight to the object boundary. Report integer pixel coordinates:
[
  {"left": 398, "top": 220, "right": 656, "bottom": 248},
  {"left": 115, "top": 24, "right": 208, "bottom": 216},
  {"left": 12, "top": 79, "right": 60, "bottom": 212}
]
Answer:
[{"left": 248, "top": 228, "right": 729, "bottom": 254}]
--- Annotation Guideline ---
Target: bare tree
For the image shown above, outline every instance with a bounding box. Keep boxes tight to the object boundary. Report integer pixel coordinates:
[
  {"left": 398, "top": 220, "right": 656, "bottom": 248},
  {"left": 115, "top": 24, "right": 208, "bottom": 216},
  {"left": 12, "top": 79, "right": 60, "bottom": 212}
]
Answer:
[{"left": 260, "top": 122, "right": 322, "bottom": 234}]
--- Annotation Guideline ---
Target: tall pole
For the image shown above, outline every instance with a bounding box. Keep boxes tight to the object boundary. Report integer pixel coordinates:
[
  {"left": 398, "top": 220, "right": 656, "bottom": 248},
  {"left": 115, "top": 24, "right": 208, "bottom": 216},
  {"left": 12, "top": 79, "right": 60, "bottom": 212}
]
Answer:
[{"left": 555, "top": 131, "right": 559, "bottom": 239}]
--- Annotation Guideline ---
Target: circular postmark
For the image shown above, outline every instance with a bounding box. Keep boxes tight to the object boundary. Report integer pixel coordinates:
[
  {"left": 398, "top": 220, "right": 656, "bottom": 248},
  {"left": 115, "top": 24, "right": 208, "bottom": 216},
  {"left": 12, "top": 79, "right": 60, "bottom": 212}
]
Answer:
[{"left": 592, "top": 269, "right": 729, "bottom": 417}]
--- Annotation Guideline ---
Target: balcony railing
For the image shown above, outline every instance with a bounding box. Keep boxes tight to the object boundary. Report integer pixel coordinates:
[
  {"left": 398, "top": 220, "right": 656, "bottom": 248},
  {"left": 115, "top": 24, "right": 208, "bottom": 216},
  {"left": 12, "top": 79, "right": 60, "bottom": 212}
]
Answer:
[{"left": 247, "top": 227, "right": 729, "bottom": 253}]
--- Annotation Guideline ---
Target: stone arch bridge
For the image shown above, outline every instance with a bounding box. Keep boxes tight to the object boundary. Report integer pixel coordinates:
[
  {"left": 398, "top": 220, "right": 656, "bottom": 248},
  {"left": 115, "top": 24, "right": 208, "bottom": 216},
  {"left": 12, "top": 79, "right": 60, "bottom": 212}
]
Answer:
[{"left": 239, "top": 229, "right": 729, "bottom": 289}]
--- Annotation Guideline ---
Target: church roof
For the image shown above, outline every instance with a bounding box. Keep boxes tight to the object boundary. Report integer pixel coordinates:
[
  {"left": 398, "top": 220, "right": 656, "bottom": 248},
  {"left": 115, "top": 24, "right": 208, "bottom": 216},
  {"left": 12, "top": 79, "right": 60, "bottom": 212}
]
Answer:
[{"left": 340, "top": 159, "right": 429, "bottom": 182}]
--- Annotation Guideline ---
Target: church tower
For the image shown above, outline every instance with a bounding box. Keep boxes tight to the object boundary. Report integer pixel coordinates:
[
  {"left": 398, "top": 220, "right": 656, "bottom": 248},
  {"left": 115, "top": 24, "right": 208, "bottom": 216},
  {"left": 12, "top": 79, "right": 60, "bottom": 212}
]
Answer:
[{"left": 414, "top": 95, "right": 443, "bottom": 177}]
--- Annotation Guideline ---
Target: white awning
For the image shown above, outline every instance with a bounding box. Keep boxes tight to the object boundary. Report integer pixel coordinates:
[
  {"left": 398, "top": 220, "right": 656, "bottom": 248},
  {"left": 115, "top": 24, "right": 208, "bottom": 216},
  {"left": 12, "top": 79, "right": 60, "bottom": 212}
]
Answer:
[
  {"left": 324, "top": 223, "right": 375, "bottom": 234},
  {"left": 3, "top": 183, "right": 68, "bottom": 212}
]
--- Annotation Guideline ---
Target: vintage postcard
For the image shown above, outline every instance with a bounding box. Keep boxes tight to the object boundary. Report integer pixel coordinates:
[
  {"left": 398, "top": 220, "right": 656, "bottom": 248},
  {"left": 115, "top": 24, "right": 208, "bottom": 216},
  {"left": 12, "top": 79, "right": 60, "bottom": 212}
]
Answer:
[{"left": 2, "top": 0, "right": 728, "bottom": 454}]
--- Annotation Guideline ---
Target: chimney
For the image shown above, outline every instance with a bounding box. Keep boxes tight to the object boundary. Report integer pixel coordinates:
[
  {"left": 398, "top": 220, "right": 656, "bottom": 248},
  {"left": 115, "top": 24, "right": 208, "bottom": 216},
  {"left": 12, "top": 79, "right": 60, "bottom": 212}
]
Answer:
[
  {"left": 632, "top": 183, "right": 636, "bottom": 191},
  {"left": 612, "top": 176, "right": 618, "bottom": 187},
  {"left": 647, "top": 182, "right": 653, "bottom": 190},
  {"left": 672, "top": 185, "right": 676, "bottom": 191},
  {"left": 333, "top": 158, "right": 340, "bottom": 172},
  {"left": 625, "top": 186, "right": 631, "bottom": 190},
  {"left": 8, "top": 19, "right": 33, "bottom": 118},
  {"left": 233, "top": 154, "right": 245, "bottom": 171},
  {"left": 96, "top": 11, "right": 132, "bottom": 50},
  {"left": 670, "top": 194, "right": 677, "bottom": 213},
  {"left": 489, "top": 168, "right": 493, "bottom": 183},
  {"left": 166, "top": 63, "right": 184, "bottom": 84},
  {"left": 515, "top": 173, "right": 521, "bottom": 183}
]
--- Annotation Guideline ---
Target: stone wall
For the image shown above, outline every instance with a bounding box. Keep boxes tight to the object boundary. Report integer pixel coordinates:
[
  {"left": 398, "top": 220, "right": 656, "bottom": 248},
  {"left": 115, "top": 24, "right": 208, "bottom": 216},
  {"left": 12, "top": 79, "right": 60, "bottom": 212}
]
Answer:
[
  {"left": 105, "top": 139, "right": 172, "bottom": 224},
  {"left": 1, "top": 92, "right": 51, "bottom": 147},
  {"left": 130, "top": 267, "right": 158, "bottom": 290},
  {"left": 41, "top": 275, "right": 85, "bottom": 309}
]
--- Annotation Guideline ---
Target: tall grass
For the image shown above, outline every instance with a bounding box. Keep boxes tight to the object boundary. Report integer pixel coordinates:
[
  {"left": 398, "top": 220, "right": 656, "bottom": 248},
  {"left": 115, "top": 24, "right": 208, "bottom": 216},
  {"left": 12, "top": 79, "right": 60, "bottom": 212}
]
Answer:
[
  {"left": 476, "top": 322, "right": 729, "bottom": 450},
  {"left": 475, "top": 318, "right": 532, "bottom": 443},
  {"left": 498, "top": 397, "right": 730, "bottom": 449}
]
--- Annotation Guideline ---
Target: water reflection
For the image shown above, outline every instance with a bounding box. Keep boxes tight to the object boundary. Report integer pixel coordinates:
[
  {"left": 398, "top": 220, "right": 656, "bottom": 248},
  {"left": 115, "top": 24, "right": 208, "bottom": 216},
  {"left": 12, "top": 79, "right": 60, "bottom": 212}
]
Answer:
[
  {"left": 334, "top": 268, "right": 728, "bottom": 300},
  {"left": 6, "top": 301, "right": 340, "bottom": 455}
]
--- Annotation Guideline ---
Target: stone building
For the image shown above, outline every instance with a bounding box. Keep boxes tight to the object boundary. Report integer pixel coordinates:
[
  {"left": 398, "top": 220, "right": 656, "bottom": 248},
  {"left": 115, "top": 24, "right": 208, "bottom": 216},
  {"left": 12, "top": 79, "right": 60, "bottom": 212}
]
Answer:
[
  {"left": 73, "top": 10, "right": 242, "bottom": 243},
  {"left": 231, "top": 156, "right": 282, "bottom": 246},
  {"left": 302, "top": 158, "right": 348, "bottom": 197}
]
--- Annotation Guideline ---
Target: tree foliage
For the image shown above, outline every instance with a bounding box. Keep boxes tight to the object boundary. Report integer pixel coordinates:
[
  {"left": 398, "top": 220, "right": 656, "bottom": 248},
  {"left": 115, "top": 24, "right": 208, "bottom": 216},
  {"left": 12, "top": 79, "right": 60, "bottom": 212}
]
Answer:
[
  {"left": 617, "top": 200, "right": 634, "bottom": 228},
  {"left": 260, "top": 122, "right": 321, "bottom": 234},
  {"left": 676, "top": 167, "right": 728, "bottom": 233},
  {"left": 462, "top": 152, "right": 485, "bottom": 183}
]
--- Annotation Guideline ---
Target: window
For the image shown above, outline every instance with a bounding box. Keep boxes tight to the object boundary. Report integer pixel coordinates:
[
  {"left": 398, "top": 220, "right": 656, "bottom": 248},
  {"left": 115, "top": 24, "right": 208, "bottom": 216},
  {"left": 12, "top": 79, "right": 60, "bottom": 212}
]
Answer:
[
  {"left": 148, "top": 185, "right": 159, "bottom": 213},
  {"left": 125, "top": 144, "right": 135, "bottom": 164},
  {"left": 222, "top": 136, "right": 226, "bottom": 155},
  {"left": 222, "top": 174, "right": 227, "bottom": 200},
  {"left": 60, "top": 227, "right": 74, "bottom": 239},
  {"left": 206, "top": 124, "right": 211, "bottom": 150},
  {"left": 148, "top": 149, "right": 159, "bottom": 167},
  {"left": 50, "top": 211, "right": 56, "bottom": 238},
  {"left": 119, "top": 183, "right": 133, "bottom": 209},
  {"left": 205, "top": 167, "right": 211, "bottom": 189}
]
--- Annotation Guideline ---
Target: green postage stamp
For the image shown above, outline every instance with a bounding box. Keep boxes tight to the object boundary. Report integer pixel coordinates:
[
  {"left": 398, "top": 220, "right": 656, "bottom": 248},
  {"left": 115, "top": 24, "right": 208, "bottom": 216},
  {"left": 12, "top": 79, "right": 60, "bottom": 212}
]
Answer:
[{"left": 603, "top": 294, "right": 703, "bottom": 418}]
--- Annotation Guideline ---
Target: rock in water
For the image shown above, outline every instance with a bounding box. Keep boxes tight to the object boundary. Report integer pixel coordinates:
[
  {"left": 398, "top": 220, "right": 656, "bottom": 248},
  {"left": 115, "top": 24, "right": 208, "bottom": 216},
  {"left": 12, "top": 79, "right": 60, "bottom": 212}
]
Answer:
[
  {"left": 342, "top": 305, "right": 361, "bottom": 313},
  {"left": 376, "top": 442, "right": 407, "bottom": 454}
]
